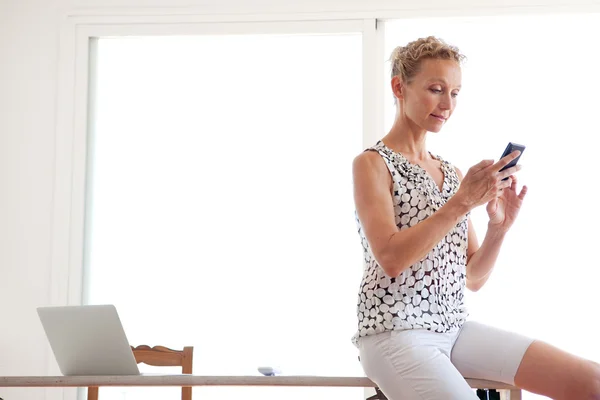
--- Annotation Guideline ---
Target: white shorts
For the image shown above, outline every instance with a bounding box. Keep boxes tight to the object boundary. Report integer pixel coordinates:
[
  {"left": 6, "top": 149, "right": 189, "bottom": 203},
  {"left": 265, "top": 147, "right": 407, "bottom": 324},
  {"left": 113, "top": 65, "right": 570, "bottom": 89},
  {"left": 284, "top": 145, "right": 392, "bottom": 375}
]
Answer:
[{"left": 358, "top": 321, "right": 534, "bottom": 400}]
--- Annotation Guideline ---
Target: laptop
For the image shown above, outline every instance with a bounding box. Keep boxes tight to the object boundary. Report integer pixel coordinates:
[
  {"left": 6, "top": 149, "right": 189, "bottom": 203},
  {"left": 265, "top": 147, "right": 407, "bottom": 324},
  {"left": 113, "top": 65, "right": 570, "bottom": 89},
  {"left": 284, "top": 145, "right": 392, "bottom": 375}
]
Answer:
[{"left": 37, "top": 304, "right": 141, "bottom": 376}]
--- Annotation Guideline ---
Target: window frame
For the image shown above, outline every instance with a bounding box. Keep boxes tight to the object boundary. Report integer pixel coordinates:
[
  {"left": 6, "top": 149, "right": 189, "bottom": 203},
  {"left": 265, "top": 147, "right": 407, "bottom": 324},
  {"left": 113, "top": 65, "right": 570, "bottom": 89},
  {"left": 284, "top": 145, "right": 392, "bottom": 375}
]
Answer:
[{"left": 50, "top": 14, "right": 384, "bottom": 400}]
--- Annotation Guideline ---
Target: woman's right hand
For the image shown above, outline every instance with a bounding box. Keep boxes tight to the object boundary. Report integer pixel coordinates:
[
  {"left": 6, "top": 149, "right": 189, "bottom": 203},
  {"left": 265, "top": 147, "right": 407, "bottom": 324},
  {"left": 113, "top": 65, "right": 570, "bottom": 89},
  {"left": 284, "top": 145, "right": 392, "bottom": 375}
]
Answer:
[{"left": 455, "top": 151, "right": 522, "bottom": 211}]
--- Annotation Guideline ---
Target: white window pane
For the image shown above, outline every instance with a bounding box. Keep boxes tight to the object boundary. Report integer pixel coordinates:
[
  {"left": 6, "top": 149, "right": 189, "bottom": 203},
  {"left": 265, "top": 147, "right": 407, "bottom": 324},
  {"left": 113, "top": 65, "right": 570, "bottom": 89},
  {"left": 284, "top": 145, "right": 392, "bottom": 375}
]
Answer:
[
  {"left": 85, "top": 33, "right": 364, "bottom": 400},
  {"left": 385, "top": 14, "right": 600, "bottom": 400}
]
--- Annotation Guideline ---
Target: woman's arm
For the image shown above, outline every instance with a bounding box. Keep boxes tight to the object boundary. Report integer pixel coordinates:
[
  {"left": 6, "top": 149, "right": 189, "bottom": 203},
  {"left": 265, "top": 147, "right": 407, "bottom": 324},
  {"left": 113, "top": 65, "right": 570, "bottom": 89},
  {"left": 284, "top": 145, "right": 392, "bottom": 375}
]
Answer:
[
  {"left": 353, "top": 151, "right": 470, "bottom": 278},
  {"left": 354, "top": 150, "right": 519, "bottom": 279},
  {"left": 456, "top": 166, "right": 523, "bottom": 292},
  {"left": 463, "top": 217, "right": 506, "bottom": 292}
]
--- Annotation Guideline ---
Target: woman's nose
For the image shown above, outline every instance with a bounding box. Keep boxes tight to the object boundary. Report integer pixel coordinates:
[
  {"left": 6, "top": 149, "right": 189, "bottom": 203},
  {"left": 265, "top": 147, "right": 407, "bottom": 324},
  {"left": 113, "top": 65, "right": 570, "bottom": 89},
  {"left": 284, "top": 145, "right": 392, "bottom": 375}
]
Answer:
[{"left": 439, "top": 95, "right": 452, "bottom": 110}]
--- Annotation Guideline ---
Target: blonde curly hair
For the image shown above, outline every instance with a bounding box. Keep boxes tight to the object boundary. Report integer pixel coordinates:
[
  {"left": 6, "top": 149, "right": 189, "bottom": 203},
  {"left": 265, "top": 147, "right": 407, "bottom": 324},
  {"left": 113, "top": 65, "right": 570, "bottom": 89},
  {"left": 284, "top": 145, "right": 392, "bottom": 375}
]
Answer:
[{"left": 389, "top": 36, "right": 466, "bottom": 83}]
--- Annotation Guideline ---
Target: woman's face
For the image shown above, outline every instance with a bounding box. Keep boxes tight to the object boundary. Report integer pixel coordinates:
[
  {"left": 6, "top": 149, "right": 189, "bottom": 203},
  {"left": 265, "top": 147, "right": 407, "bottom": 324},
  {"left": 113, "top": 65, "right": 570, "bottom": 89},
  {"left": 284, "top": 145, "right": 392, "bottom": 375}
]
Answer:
[{"left": 395, "top": 58, "right": 462, "bottom": 133}]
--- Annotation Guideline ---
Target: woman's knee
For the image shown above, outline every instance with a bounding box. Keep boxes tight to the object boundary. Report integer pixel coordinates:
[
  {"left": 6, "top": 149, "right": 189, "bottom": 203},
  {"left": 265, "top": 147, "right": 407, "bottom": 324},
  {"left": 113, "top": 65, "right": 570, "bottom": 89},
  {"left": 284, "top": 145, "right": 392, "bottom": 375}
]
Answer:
[
  {"left": 582, "top": 361, "right": 600, "bottom": 400},
  {"left": 514, "top": 341, "right": 600, "bottom": 400},
  {"left": 563, "top": 360, "right": 600, "bottom": 400}
]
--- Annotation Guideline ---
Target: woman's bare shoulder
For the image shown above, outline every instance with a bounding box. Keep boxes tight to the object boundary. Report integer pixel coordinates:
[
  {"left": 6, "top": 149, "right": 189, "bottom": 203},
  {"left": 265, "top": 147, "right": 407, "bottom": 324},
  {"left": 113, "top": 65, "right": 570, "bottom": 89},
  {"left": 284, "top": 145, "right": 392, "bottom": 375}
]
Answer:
[
  {"left": 353, "top": 149, "right": 386, "bottom": 173},
  {"left": 353, "top": 149, "right": 392, "bottom": 190}
]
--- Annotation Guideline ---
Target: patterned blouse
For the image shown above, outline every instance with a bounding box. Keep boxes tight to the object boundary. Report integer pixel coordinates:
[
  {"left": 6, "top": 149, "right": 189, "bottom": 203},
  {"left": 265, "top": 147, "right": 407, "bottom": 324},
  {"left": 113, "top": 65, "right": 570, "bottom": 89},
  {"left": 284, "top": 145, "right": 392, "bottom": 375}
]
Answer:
[{"left": 352, "top": 140, "right": 469, "bottom": 347}]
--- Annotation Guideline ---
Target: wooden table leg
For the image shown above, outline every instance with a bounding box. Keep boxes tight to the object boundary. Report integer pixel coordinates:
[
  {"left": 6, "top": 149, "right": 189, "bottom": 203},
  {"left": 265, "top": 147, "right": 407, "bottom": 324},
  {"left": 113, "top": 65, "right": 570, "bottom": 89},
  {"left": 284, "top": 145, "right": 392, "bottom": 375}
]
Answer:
[{"left": 88, "top": 386, "right": 99, "bottom": 400}]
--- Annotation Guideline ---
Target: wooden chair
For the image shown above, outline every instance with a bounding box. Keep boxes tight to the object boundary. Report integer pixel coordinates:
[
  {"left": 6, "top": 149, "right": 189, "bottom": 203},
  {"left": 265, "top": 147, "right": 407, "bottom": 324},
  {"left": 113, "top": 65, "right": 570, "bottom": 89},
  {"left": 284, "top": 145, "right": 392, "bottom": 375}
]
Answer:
[{"left": 87, "top": 345, "right": 193, "bottom": 400}]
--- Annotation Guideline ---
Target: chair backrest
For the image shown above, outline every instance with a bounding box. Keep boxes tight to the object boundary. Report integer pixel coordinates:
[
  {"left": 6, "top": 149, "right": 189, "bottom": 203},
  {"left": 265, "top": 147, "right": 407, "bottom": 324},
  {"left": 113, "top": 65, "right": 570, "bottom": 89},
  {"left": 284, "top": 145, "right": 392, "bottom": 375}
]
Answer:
[
  {"left": 87, "top": 345, "right": 194, "bottom": 400},
  {"left": 132, "top": 345, "right": 194, "bottom": 400}
]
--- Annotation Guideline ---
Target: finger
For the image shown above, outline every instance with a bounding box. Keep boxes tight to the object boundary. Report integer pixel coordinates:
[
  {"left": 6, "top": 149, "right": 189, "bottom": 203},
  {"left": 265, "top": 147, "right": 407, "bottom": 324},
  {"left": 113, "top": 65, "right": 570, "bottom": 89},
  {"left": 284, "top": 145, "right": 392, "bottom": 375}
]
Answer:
[
  {"left": 510, "top": 174, "right": 517, "bottom": 191},
  {"left": 518, "top": 185, "right": 528, "bottom": 200},
  {"left": 486, "top": 197, "right": 497, "bottom": 214},
  {"left": 499, "top": 177, "right": 513, "bottom": 190},
  {"left": 491, "top": 150, "right": 521, "bottom": 172},
  {"left": 472, "top": 159, "right": 495, "bottom": 172},
  {"left": 498, "top": 164, "right": 522, "bottom": 180}
]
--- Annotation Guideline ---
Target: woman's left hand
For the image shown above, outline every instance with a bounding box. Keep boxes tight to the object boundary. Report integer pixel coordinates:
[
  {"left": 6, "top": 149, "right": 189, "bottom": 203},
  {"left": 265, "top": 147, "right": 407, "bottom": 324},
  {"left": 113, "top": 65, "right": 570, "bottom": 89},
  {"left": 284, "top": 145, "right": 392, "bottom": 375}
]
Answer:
[{"left": 486, "top": 175, "right": 528, "bottom": 232}]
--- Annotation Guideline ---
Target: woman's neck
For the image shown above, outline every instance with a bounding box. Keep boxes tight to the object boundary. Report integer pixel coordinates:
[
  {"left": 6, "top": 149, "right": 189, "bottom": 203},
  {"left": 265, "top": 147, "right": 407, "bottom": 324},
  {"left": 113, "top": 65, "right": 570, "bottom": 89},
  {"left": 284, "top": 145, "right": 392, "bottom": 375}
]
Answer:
[{"left": 382, "top": 117, "right": 430, "bottom": 162}]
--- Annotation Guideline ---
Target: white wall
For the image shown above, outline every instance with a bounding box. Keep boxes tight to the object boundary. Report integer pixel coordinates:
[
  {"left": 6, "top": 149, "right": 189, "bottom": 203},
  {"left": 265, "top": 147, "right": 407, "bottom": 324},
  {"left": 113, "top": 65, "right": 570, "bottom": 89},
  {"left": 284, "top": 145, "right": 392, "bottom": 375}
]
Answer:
[
  {"left": 1, "top": 0, "right": 598, "bottom": 399},
  {"left": 1, "top": 1, "right": 61, "bottom": 399}
]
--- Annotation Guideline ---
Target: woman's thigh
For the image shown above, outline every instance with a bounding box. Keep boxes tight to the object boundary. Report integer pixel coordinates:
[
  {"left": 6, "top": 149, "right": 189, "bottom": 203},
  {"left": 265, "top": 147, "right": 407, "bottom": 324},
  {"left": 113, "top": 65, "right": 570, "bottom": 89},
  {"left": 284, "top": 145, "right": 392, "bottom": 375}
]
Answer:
[
  {"left": 451, "top": 320, "right": 600, "bottom": 399},
  {"left": 450, "top": 320, "right": 534, "bottom": 385},
  {"left": 359, "top": 330, "right": 478, "bottom": 400}
]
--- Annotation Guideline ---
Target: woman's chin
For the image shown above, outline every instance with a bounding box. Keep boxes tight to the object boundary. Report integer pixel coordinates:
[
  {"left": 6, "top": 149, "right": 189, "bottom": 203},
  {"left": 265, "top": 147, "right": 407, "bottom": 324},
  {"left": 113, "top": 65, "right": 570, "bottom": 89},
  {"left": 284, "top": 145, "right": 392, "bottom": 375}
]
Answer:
[
  {"left": 427, "top": 125, "right": 444, "bottom": 133},
  {"left": 425, "top": 116, "right": 447, "bottom": 133}
]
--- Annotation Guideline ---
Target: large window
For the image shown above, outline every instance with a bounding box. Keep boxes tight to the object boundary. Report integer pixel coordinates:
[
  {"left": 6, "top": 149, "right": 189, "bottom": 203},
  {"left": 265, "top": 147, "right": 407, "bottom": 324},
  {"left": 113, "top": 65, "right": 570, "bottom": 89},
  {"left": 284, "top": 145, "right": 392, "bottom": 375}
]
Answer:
[
  {"left": 79, "top": 12, "right": 600, "bottom": 400},
  {"left": 384, "top": 13, "right": 600, "bottom": 400},
  {"left": 83, "top": 32, "right": 365, "bottom": 400}
]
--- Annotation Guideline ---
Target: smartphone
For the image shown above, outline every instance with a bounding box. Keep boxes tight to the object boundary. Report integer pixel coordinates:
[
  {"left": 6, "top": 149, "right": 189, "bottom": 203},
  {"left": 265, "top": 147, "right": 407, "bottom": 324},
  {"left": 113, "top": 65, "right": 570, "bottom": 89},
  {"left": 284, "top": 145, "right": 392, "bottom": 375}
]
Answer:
[{"left": 499, "top": 142, "right": 525, "bottom": 180}]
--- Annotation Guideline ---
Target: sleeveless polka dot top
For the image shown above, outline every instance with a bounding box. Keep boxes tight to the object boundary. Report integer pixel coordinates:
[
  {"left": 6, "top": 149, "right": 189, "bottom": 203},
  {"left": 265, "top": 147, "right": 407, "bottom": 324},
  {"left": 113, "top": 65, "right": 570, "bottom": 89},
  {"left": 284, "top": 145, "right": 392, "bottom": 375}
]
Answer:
[{"left": 352, "top": 140, "right": 469, "bottom": 347}]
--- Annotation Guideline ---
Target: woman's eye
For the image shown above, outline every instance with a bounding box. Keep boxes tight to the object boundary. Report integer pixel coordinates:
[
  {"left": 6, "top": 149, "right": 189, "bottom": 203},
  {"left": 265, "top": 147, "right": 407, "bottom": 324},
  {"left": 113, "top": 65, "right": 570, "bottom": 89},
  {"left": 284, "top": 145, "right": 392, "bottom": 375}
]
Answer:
[
  {"left": 430, "top": 88, "right": 442, "bottom": 94},
  {"left": 451, "top": 92, "right": 459, "bottom": 98}
]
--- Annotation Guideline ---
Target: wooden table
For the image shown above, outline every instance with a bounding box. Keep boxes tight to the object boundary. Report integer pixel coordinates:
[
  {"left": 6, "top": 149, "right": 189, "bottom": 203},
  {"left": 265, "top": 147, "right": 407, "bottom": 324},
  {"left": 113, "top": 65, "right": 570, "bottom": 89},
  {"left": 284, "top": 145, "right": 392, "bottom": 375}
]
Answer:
[{"left": 0, "top": 375, "right": 522, "bottom": 399}]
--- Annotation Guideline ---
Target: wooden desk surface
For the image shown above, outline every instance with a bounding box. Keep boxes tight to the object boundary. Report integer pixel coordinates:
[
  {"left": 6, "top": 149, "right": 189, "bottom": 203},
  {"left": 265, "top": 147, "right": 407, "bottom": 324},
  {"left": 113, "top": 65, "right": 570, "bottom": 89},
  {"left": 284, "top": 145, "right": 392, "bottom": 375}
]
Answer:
[{"left": 0, "top": 375, "right": 517, "bottom": 389}]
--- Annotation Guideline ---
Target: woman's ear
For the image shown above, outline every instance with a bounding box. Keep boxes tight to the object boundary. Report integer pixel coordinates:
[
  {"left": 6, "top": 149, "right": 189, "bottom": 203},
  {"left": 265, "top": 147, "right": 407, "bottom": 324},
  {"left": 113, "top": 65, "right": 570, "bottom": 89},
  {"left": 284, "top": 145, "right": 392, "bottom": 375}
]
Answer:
[{"left": 391, "top": 76, "right": 404, "bottom": 101}]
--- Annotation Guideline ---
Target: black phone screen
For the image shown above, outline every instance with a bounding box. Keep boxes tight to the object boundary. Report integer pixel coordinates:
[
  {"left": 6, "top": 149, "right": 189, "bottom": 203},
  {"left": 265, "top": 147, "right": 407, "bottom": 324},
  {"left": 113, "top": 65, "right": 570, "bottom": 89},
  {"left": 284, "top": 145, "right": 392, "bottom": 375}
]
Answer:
[{"left": 499, "top": 142, "right": 525, "bottom": 180}]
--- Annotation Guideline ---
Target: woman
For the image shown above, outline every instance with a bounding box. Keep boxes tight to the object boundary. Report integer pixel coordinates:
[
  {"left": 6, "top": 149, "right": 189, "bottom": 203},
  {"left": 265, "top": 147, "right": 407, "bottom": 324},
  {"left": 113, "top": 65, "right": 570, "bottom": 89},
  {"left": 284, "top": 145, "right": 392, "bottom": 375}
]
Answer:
[{"left": 352, "top": 36, "right": 600, "bottom": 400}]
